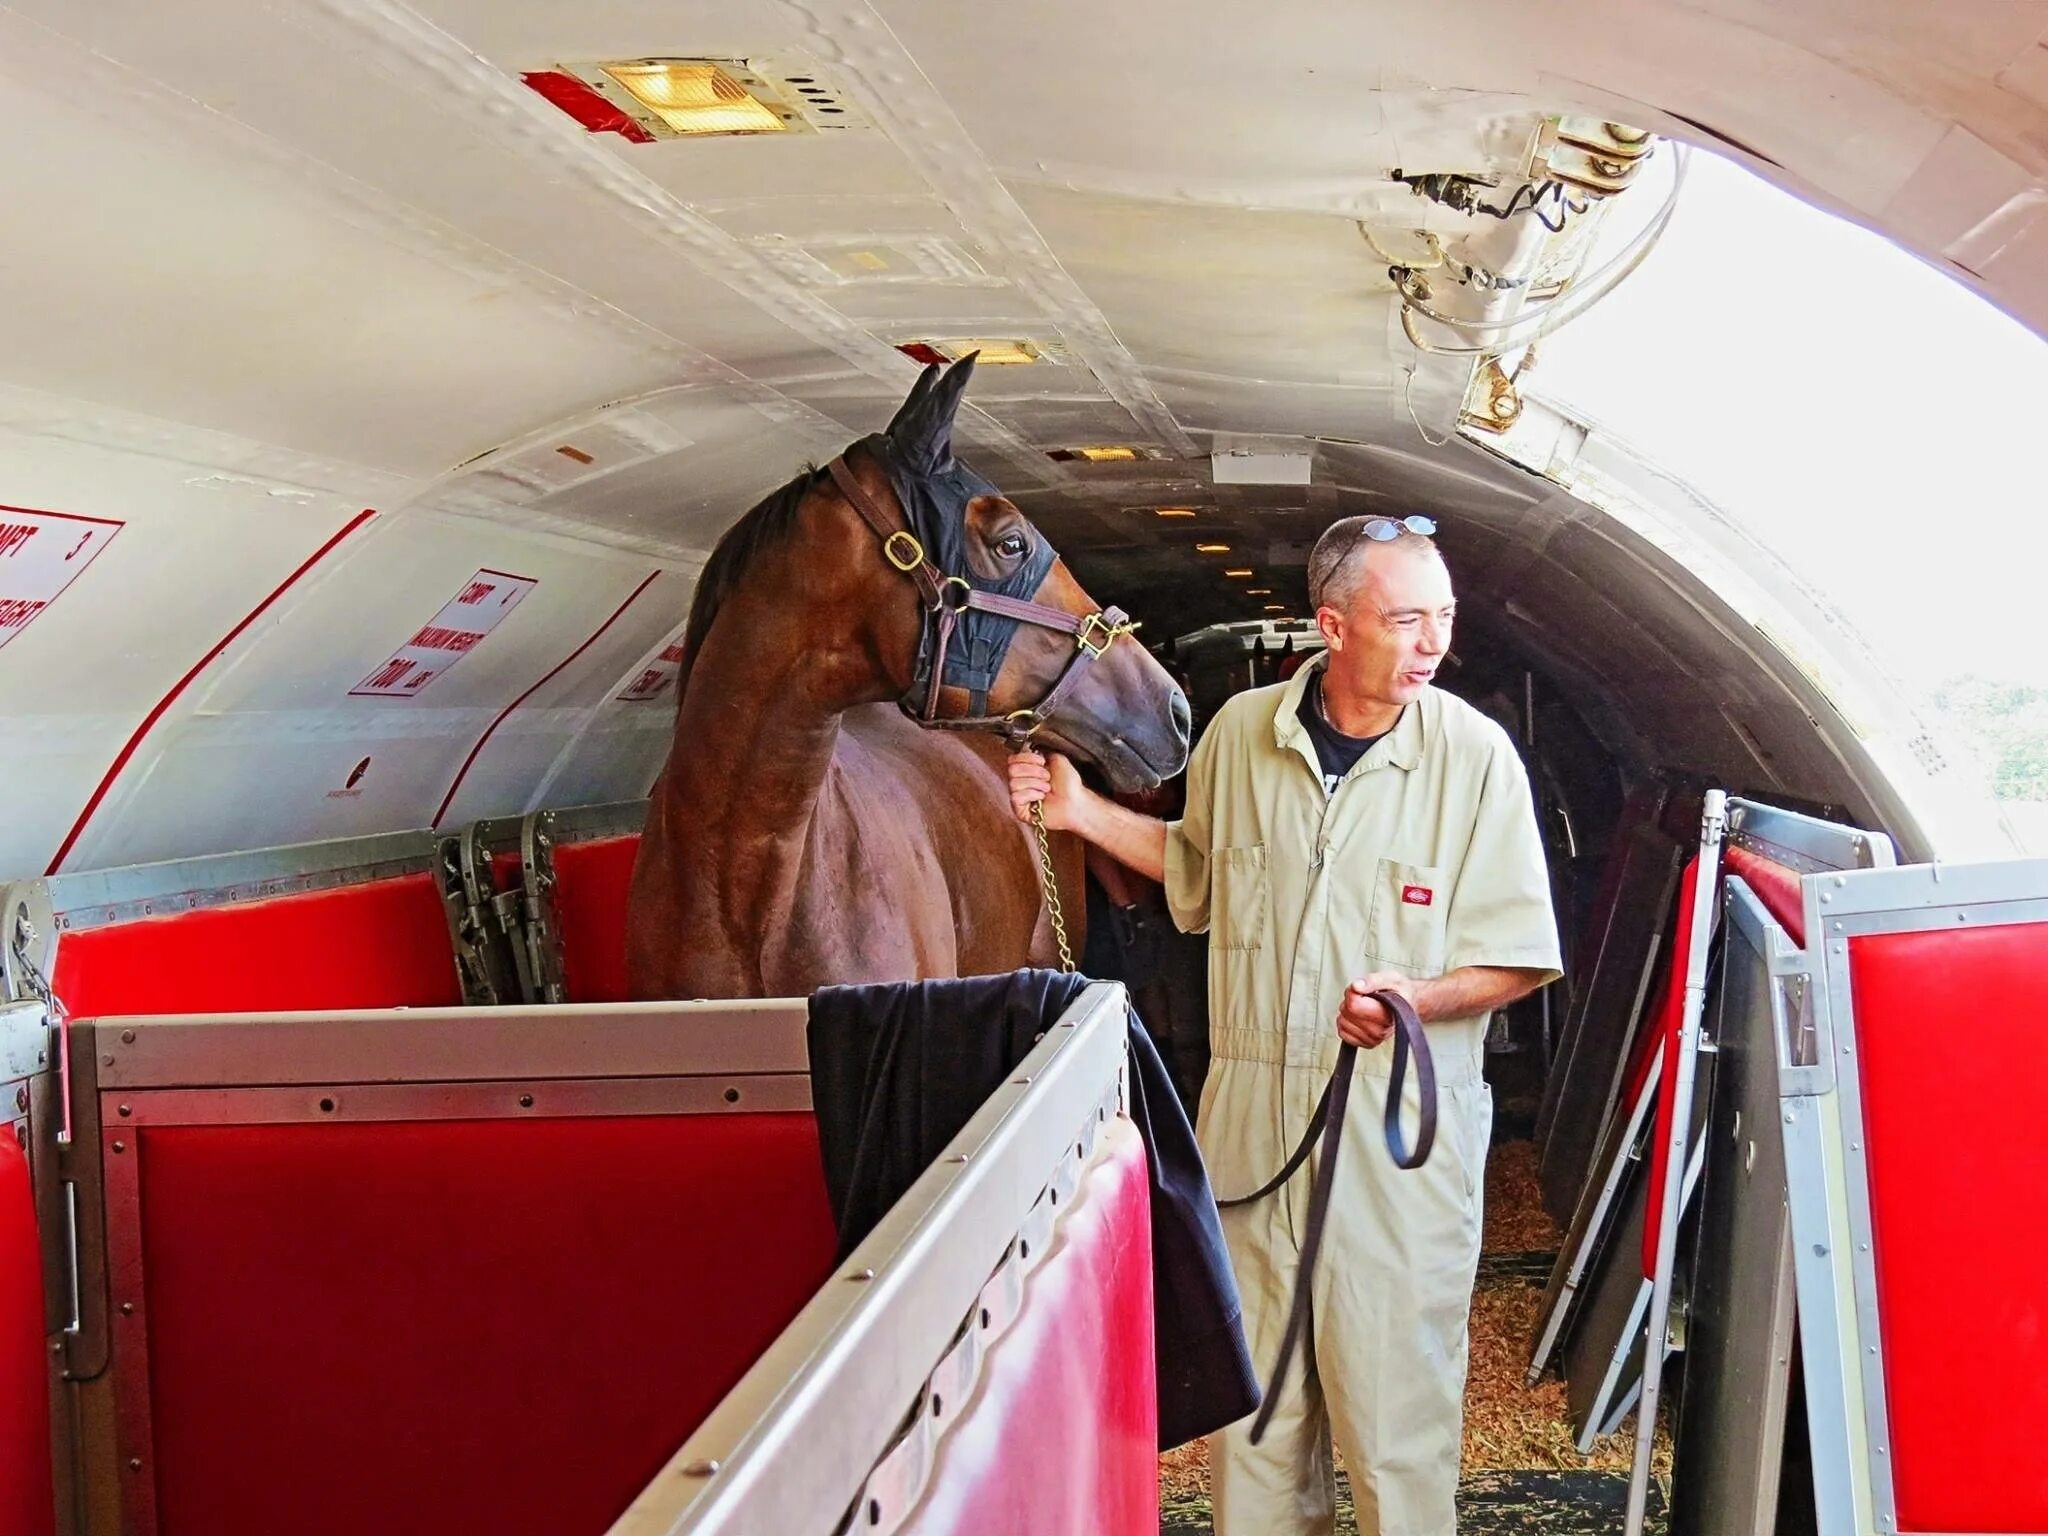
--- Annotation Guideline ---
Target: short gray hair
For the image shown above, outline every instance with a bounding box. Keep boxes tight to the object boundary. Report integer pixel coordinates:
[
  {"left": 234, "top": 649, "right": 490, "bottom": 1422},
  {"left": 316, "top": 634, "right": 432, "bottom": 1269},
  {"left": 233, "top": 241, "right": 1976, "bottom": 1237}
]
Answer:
[{"left": 1307, "top": 516, "right": 1441, "bottom": 613}]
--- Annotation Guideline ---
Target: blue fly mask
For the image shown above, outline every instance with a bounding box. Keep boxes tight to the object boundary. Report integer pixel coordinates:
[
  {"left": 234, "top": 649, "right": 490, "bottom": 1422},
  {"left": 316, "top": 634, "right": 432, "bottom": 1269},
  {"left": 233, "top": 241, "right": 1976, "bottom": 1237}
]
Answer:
[{"left": 826, "top": 356, "right": 1139, "bottom": 743}]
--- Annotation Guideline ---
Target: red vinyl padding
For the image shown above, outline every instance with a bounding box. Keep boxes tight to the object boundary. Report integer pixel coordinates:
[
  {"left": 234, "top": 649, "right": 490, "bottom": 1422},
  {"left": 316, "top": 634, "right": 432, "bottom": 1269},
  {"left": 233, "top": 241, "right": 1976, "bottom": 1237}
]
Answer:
[
  {"left": 51, "top": 874, "right": 460, "bottom": 1017},
  {"left": 555, "top": 835, "right": 639, "bottom": 1003},
  {"left": 0, "top": 1129, "right": 55, "bottom": 1536},
  {"left": 1848, "top": 923, "right": 2048, "bottom": 1534},
  {"left": 135, "top": 1112, "right": 838, "bottom": 1536},
  {"left": 900, "top": 1119, "right": 1156, "bottom": 1536},
  {"left": 1724, "top": 844, "right": 1805, "bottom": 945},
  {"left": 1639, "top": 854, "right": 1705, "bottom": 1276}
]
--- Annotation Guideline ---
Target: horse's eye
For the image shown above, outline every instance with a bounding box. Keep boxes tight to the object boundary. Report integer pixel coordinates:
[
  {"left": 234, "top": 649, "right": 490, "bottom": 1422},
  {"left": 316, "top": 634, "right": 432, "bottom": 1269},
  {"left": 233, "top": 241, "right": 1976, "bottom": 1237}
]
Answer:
[{"left": 995, "top": 532, "right": 1029, "bottom": 559}]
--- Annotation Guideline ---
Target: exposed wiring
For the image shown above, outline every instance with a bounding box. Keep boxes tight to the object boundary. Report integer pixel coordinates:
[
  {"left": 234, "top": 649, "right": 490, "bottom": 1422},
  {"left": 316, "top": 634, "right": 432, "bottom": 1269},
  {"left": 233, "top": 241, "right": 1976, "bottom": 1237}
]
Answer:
[
  {"left": 1402, "top": 360, "right": 1454, "bottom": 447},
  {"left": 1359, "top": 222, "right": 1445, "bottom": 270},
  {"left": 1392, "top": 172, "right": 1591, "bottom": 234},
  {"left": 1393, "top": 143, "right": 1690, "bottom": 356}
]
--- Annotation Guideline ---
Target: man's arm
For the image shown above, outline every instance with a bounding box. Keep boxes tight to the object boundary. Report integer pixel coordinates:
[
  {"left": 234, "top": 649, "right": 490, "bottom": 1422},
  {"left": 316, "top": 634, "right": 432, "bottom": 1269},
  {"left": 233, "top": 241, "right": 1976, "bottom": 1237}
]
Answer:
[
  {"left": 1008, "top": 749, "right": 1168, "bottom": 882},
  {"left": 1334, "top": 965, "right": 1550, "bottom": 1048}
]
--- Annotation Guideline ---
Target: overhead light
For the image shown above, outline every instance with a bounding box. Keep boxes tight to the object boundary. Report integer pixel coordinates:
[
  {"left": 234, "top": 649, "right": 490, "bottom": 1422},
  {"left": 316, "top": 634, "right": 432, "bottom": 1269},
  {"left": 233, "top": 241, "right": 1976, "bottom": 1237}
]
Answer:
[
  {"left": 1194, "top": 542, "right": 1231, "bottom": 554},
  {"left": 1264, "top": 604, "right": 1289, "bottom": 613},
  {"left": 529, "top": 60, "right": 822, "bottom": 141},
  {"left": 1152, "top": 507, "right": 1198, "bottom": 518},
  {"left": 1223, "top": 569, "right": 1255, "bottom": 579},
  {"left": 1244, "top": 588, "right": 1273, "bottom": 596},
  {"left": 1048, "top": 445, "right": 1162, "bottom": 464},
  {"left": 898, "top": 338, "right": 1042, "bottom": 366},
  {"left": 604, "top": 60, "right": 788, "bottom": 135}
]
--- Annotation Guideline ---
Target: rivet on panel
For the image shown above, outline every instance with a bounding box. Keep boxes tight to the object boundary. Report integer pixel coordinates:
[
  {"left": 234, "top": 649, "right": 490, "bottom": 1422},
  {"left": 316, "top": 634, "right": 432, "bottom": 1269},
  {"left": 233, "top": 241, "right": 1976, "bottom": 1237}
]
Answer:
[
  {"left": 845, "top": 1268, "right": 875, "bottom": 1283},
  {"left": 117, "top": 1104, "right": 131, "bottom": 1117},
  {"left": 121, "top": 1030, "right": 136, "bottom": 1044},
  {"left": 120, "top": 1302, "right": 134, "bottom": 1316},
  {"left": 128, "top": 1459, "right": 141, "bottom": 1471},
  {"left": 683, "top": 1459, "right": 720, "bottom": 1478},
  {"left": 112, "top": 1140, "right": 125, "bottom": 1154},
  {"left": 519, "top": 1094, "right": 535, "bottom": 1109}
]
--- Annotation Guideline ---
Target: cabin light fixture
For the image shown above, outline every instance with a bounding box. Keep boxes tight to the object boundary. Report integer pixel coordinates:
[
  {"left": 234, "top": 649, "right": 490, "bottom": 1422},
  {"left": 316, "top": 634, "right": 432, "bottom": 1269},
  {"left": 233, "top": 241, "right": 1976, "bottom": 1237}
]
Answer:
[
  {"left": 1264, "top": 604, "right": 1289, "bottom": 613},
  {"left": 1151, "top": 507, "right": 1198, "bottom": 518},
  {"left": 1244, "top": 588, "right": 1273, "bottom": 596},
  {"left": 1223, "top": 568, "right": 1255, "bottom": 578},
  {"left": 1194, "top": 542, "right": 1231, "bottom": 554},
  {"left": 1046, "top": 445, "right": 1160, "bottom": 464},
  {"left": 527, "top": 59, "right": 824, "bottom": 141},
  {"left": 897, "top": 338, "right": 1043, "bottom": 366}
]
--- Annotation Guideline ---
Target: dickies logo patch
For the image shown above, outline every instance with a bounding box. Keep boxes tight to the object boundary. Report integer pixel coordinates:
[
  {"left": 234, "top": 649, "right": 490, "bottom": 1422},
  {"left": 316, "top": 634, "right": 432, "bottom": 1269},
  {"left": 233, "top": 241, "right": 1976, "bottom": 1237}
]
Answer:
[{"left": 1401, "top": 884, "right": 1435, "bottom": 907}]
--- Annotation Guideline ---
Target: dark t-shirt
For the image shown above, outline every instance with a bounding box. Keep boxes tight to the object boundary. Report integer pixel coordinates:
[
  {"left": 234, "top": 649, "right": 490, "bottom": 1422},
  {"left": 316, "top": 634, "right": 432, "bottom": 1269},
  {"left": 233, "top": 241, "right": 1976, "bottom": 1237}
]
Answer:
[{"left": 1297, "top": 673, "right": 1393, "bottom": 793}]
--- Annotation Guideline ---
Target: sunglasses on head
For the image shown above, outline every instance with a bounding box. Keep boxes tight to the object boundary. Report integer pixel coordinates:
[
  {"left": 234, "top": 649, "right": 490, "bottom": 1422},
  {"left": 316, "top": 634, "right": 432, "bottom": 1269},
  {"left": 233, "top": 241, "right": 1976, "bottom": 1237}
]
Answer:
[{"left": 1357, "top": 515, "right": 1436, "bottom": 542}]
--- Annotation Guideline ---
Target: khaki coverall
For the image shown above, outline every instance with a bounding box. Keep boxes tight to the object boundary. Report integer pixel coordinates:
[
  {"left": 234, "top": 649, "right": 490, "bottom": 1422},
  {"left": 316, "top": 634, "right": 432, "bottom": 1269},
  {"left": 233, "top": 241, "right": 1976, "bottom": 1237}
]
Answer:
[{"left": 1164, "top": 658, "right": 1562, "bottom": 1536}]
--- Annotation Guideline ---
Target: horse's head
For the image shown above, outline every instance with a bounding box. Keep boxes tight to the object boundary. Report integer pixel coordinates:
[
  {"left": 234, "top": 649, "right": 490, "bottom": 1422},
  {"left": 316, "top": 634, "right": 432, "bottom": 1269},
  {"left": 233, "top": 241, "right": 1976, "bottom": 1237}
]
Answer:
[{"left": 828, "top": 357, "right": 1190, "bottom": 791}]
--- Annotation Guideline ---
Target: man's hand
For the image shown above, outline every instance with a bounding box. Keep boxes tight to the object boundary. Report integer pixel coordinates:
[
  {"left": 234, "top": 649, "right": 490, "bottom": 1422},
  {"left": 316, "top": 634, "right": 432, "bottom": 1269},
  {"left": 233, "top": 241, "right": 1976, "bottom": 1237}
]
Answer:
[
  {"left": 1007, "top": 747, "right": 1086, "bottom": 832},
  {"left": 1336, "top": 972, "right": 1420, "bottom": 1049}
]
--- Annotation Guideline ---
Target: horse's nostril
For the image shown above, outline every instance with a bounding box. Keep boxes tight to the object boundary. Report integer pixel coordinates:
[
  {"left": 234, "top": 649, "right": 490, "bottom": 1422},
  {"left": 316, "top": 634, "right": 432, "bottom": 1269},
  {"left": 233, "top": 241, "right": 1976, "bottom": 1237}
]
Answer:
[{"left": 1170, "top": 689, "right": 1191, "bottom": 740}]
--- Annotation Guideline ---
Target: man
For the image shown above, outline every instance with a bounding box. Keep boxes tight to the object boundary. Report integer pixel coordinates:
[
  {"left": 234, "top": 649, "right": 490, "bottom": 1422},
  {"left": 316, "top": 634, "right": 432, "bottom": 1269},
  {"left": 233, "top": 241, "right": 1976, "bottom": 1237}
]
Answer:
[{"left": 1008, "top": 516, "right": 1561, "bottom": 1536}]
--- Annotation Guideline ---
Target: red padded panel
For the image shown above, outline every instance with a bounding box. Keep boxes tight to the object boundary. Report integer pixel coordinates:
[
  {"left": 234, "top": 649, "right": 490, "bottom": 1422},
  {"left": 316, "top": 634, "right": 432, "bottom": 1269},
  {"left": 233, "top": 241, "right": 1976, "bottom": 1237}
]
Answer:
[
  {"left": 135, "top": 1112, "right": 837, "bottom": 1536},
  {"left": 1848, "top": 923, "right": 2048, "bottom": 1534},
  {"left": 1724, "top": 845, "right": 1805, "bottom": 945},
  {"left": 900, "top": 1120, "right": 1156, "bottom": 1536},
  {"left": 556, "top": 835, "right": 640, "bottom": 1003},
  {"left": 51, "top": 874, "right": 460, "bottom": 1018},
  {"left": 0, "top": 1130, "right": 55, "bottom": 1536},
  {"left": 1642, "top": 855, "right": 1705, "bottom": 1276}
]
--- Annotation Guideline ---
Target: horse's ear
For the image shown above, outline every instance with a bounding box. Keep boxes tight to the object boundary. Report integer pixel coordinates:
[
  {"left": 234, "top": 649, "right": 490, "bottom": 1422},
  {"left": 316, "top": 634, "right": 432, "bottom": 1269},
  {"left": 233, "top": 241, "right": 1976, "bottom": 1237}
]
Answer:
[{"left": 886, "top": 354, "right": 977, "bottom": 475}]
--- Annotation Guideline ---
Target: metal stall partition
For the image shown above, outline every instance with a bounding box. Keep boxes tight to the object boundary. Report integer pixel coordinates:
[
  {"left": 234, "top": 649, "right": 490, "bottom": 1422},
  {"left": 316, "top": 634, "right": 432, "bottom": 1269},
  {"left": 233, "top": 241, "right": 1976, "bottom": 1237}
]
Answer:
[
  {"left": 515, "top": 800, "right": 648, "bottom": 1004},
  {"left": 435, "top": 814, "right": 530, "bottom": 1005},
  {"left": 1537, "top": 784, "right": 1692, "bottom": 1224},
  {"left": 1535, "top": 826, "right": 1721, "bottom": 1417},
  {"left": 1, "top": 1000, "right": 57, "bottom": 1536},
  {"left": 63, "top": 997, "right": 841, "bottom": 1536},
  {"left": 1664, "top": 801, "right": 1893, "bottom": 1536},
  {"left": 610, "top": 983, "right": 1154, "bottom": 1536},
  {"left": 2, "top": 829, "right": 464, "bottom": 1022},
  {"left": 1780, "top": 856, "right": 2048, "bottom": 1536}
]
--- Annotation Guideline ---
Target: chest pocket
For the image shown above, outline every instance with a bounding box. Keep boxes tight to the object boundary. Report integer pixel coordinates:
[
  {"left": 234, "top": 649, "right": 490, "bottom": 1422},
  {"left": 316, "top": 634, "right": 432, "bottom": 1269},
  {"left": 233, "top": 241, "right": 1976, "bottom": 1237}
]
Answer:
[
  {"left": 1211, "top": 844, "right": 1269, "bottom": 951},
  {"left": 1366, "top": 857, "right": 1447, "bottom": 974}
]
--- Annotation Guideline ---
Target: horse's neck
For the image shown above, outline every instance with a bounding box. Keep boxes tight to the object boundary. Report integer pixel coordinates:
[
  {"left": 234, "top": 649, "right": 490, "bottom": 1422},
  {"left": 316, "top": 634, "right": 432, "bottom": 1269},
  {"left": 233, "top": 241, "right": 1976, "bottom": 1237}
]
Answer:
[{"left": 662, "top": 653, "right": 847, "bottom": 939}]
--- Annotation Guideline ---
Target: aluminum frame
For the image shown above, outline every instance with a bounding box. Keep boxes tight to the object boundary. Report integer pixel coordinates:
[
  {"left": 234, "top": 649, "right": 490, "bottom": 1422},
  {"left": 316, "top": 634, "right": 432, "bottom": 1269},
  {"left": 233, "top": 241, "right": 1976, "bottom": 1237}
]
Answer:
[
  {"left": 79, "top": 994, "right": 825, "bottom": 1536},
  {"left": 1790, "top": 856, "right": 2048, "bottom": 1536},
  {"left": 1626, "top": 789, "right": 1727, "bottom": 1536},
  {"left": 607, "top": 982, "right": 1133, "bottom": 1536},
  {"left": 1724, "top": 798, "right": 1896, "bottom": 882},
  {"left": 1669, "top": 878, "right": 1804, "bottom": 1536},
  {"left": 519, "top": 799, "right": 648, "bottom": 1005},
  {"left": 38, "top": 828, "right": 440, "bottom": 933}
]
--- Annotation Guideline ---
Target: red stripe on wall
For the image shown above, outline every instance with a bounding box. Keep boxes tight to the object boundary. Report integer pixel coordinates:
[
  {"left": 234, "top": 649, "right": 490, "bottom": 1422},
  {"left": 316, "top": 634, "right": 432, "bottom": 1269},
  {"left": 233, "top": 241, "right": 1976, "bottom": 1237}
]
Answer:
[
  {"left": 431, "top": 570, "right": 663, "bottom": 830},
  {"left": 45, "top": 510, "right": 379, "bottom": 876}
]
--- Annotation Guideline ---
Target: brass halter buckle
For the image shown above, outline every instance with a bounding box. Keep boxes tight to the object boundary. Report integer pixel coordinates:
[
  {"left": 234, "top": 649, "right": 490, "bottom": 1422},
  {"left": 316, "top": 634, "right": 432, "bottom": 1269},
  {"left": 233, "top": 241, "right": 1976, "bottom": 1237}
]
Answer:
[
  {"left": 883, "top": 530, "right": 926, "bottom": 573},
  {"left": 1074, "top": 611, "right": 1129, "bottom": 659}
]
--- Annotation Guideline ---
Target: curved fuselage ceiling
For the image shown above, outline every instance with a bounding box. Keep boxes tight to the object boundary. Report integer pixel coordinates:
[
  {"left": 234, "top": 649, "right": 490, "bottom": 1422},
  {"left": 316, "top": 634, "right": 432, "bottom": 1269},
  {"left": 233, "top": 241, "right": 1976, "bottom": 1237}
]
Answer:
[{"left": 0, "top": 0, "right": 2042, "bottom": 877}]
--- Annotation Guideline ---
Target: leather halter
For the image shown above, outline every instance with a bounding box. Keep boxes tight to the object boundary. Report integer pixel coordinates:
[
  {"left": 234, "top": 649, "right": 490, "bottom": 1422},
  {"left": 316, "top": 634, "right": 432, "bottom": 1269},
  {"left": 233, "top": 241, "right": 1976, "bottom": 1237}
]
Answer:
[
  {"left": 1218, "top": 988, "right": 1439, "bottom": 1445},
  {"left": 827, "top": 455, "right": 1139, "bottom": 745}
]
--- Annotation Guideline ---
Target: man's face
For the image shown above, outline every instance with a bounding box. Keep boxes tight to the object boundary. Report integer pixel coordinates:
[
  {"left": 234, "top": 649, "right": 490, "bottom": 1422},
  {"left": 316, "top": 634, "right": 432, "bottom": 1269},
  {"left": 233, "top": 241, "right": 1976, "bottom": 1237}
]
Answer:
[{"left": 1318, "top": 543, "right": 1456, "bottom": 707}]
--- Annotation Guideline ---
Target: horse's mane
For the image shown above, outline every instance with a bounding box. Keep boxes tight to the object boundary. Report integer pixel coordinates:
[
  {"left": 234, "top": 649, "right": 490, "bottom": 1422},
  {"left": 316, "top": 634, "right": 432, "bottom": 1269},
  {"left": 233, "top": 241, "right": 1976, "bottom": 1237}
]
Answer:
[{"left": 675, "top": 464, "right": 822, "bottom": 695}]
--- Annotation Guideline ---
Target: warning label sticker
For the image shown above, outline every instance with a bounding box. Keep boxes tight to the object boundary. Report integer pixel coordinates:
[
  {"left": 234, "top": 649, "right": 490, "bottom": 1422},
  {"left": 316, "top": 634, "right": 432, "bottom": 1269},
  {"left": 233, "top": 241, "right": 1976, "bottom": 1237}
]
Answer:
[
  {"left": 616, "top": 626, "right": 688, "bottom": 702},
  {"left": 0, "top": 508, "right": 122, "bottom": 652},
  {"left": 351, "top": 568, "right": 537, "bottom": 697}
]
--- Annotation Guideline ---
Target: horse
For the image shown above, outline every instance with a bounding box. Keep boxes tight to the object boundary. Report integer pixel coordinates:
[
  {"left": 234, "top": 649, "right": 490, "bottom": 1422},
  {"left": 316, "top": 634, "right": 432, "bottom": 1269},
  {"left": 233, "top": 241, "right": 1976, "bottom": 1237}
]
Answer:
[{"left": 625, "top": 356, "right": 1193, "bottom": 1000}]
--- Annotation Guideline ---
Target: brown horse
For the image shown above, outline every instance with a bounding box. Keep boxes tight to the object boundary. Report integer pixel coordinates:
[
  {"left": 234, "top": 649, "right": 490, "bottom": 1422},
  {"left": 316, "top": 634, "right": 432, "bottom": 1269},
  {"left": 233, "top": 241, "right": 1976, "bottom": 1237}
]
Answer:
[{"left": 626, "top": 358, "right": 1191, "bottom": 999}]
